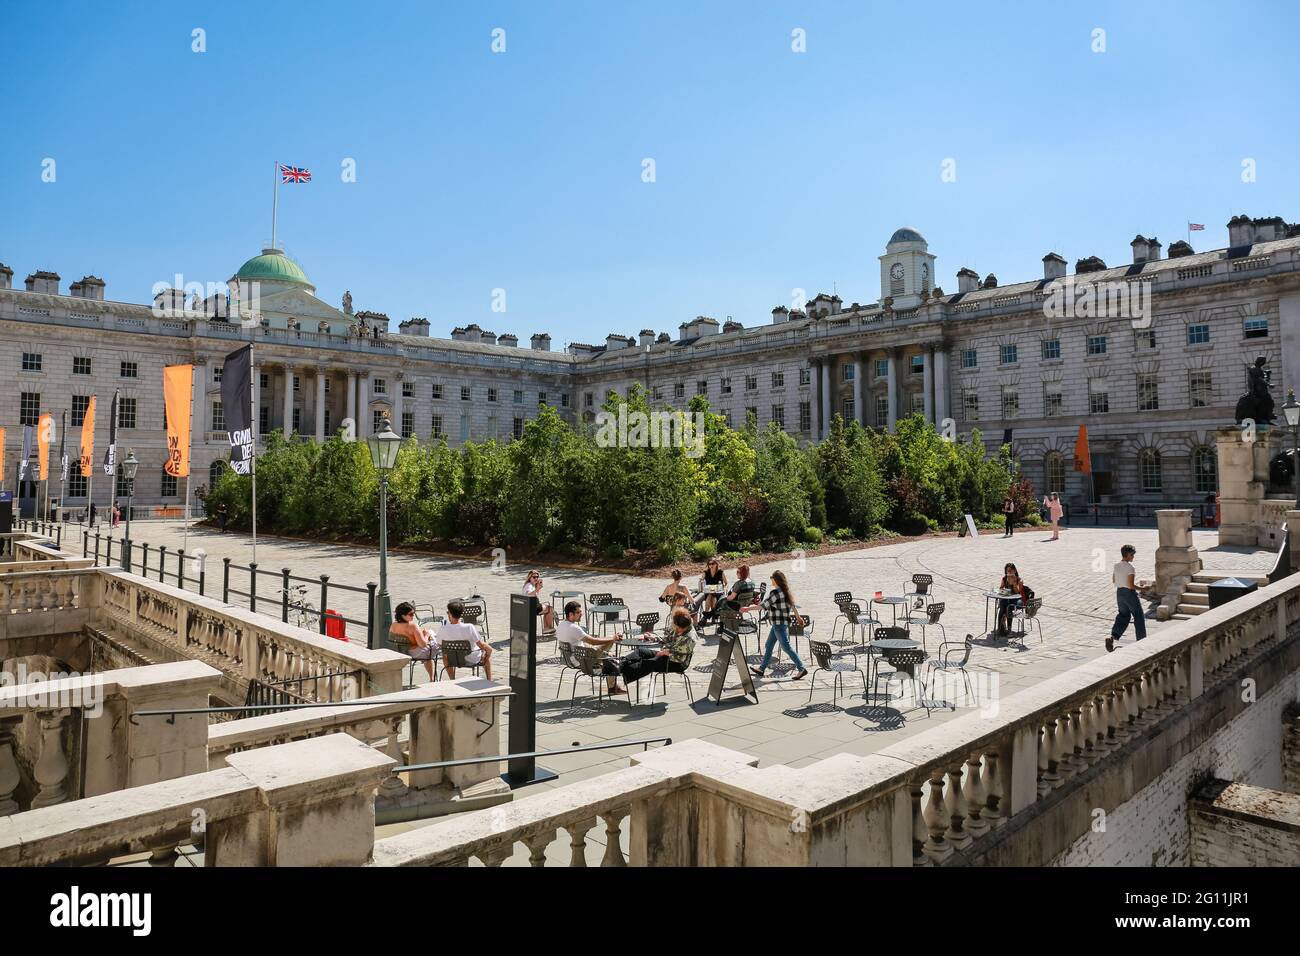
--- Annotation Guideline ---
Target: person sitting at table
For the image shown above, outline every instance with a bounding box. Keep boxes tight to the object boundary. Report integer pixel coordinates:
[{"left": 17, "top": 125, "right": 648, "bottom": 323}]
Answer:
[
  {"left": 995, "top": 563, "right": 1030, "bottom": 636},
  {"left": 659, "top": 568, "right": 695, "bottom": 609},
  {"left": 390, "top": 601, "right": 440, "bottom": 681},
  {"left": 692, "top": 557, "right": 728, "bottom": 622},
  {"left": 721, "top": 563, "right": 758, "bottom": 616},
  {"left": 522, "top": 569, "right": 555, "bottom": 631},
  {"left": 437, "top": 599, "right": 493, "bottom": 680},
  {"left": 744, "top": 570, "right": 808, "bottom": 681},
  {"left": 619, "top": 608, "right": 695, "bottom": 687},
  {"left": 555, "top": 600, "right": 628, "bottom": 695}
]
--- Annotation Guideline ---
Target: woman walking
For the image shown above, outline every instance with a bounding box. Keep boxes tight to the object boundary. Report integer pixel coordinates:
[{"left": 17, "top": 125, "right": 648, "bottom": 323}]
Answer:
[
  {"left": 1043, "top": 492, "right": 1064, "bottom": 541},
  {"left": 745, "top": 570, "right": 808, "bottom": 680}
]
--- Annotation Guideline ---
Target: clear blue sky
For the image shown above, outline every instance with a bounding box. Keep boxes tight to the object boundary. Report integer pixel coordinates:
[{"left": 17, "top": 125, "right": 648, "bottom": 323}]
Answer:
[{"left": 3, "top": 0, "right": 1298, "bottom": 347}]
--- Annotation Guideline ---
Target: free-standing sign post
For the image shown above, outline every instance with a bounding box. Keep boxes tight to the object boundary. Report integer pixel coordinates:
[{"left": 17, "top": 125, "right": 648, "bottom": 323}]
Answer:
[
  {"left": 963, "top": 513, "right": 978, "bottom": 540},
  {"left": 504, "top": 592, "right": 557, "bottom": 788},
  {"left": 706, "top": 625, "right": 758, "bottom": 705}
]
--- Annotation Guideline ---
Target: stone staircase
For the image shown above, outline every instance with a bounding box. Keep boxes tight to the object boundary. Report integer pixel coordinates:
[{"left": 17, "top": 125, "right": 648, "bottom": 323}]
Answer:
[{"left": 1172, "top": 570, "right": 1270, "bottom": 621}]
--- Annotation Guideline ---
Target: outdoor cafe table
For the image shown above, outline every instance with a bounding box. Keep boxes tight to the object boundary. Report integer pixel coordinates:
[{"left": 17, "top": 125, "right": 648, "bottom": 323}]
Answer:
[
  {"left": 982, "top": 590, "right": 1021, "bottom": 635},
  {"left": 872, "top": 596, "right": 910, "bottom": 628},
  {"left": 868, "top": 637, "right": 923, "bottom": 678},
  {"left": 590, "top": 602, "right": 630, "bottom": 637}
]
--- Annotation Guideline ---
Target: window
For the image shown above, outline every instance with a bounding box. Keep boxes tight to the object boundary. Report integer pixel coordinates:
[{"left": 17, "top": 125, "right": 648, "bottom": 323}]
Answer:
[
  {"left": 116, "top": 397, "right": 137, "bottom": 429},
  {"left": 842, "top": 363, "right": 855, "bottom": 382},
  {"left": 772, "top": 405, "right": 786, "bottom": 428},
  {"left": 212, "top": 363, "right": 222, "bottom": 383},
  {"left": 432, "top": 383, "right": 443, "bottom": 400},
  {"left": 1137, "top": 373, "right": 1160, "bottom": 411},
  {"left": 721, "top": 377, "right": 732, "bottom": 395},
  {"left": 259, "top": 406, "right": 269, "bottom": 433},
  {"left": 487, "top": 388, "right": 498, "bottom": 403},
  {"left": 1135, "top": 329, "right": 1156, "bottom": 349},
  {"left": 874, "top": 358, "right": 889, "bottom": 379},
  {"left": 508, "top": 415, "right": 522, "bottom": 439},
  {"left": 1044, "top": 453, "right": 1065, "bottom": 494},
  {"left": 999, "top": 344, "right": 1018, "bottom": 365},
  {"left": 74, "top": 356, "right": 92, "bottom": 376},
  {"left": 723, "top": 410, "right": 733, "bottom": 428},
  {"left": 431, "top": 415, "right": 444, "bottom": 439},
  {"left": 1194, "top": 446, "right": 1217, "bottom": 493},
  {"left": 68, "top": 472, "right": 87, "bottom": 498},
  {"left": 798, "top": 368, "right": 811, "bottom": 387},
  {"left": 674, "top": 383, "right": 685, "bottom": 400},
  {"left": 209, "top": 460, "right": 227, "bottom": 487},
  {"left": 259, "top": 372, "right": 270, "bottom": 390},
  {"left": 538, "top": 392, "right": 548, "bottom": 406},
  {"left": 402, "top": 381, "right": 414, "bottom": 398},
  {"left": 771, "top": 371, "right": 784, "bottom": 389},
  {"left": 71, "top": 395, "right": 91, "bottom": 426},
  {"left": 1187, "top": 324, "right": 1210, "bottom": 345},
  {"left": 910, "top": 355, "right": 924, "bottom": 375},
  {"left": 963, "top": 392, "right": 979, "bottom": 422},
  {"left": 652, "top": 385, "right": 663, "bottom": 401},
  {"left": 799, "top": 402, "right": 811, "bottom": 432},
  {"left": 843, "top": 398, "right": 855, "bottom": 421},
  {"left": 211, "top": 401, "right": 225, "bottom": 432},
  {"left": 697, "top": 380, "right": 708, "bottom": 396},
  {"left": 911, "top": 393, "right": 925, "bottom": 415},
  {"left": 460, "top": 414, "right": 470, "bottom": 441},
  {"left": 401, "top": 411, "right": 414, "bottom": 439},
  {"left": 115, "top": 470, "right": 132, "bottom": 497},
  {"left": 120, "top": 361, "right": 138, "bottom": 378},
  {"left": 1044, "top": 389, "right": 1063, "bottom": 417},
  {"left": 1086, "top": 335, "right": 1107, "bottom": 356},
  {"left": 1189, "top": 370, "right": 1213, "bottom": 408},
  {"left": 960, "top": 348, "right": 977, "bottom": 370},
  {"left": 584, "top": 392, "right": 594, "bottom": 408},
  {"left": 293, "top": 375, "right": 301, "bottom": 393},
  {"left": 292, "top": 408, "right": 301, "bottom": 432},
  {"left": 460, "top": 385, "right": 471, "bottom": 401},
  {"left": 1139, "top": 449, "right": 1162, "bottom": 493},
  {"left": 744, "top": 406, "right": 758, "bottom": 426},
  {"left": 744, "top": 374, "right": 757, "bottom": 392},
  {"left": 514, "top": 389, "right": 524, "bottom": 404},
  {"left": 373, "top": 378, "right": 387, "bottom": 395},
  {"left": 324, "top": 409, "right": 331, "bottom": 434},
  {"left": 561, "top": 393, "right": 569, "bottom": 408},
  {"left": 1089, "top": 391, "right": 1110, "bottom": 414},
  {"left": 161, "top": 472, "right": 178, "bottom": 497},
  {"left": 875, "top": 395, "right": 889, "bottom": 425},
  {"left": 373, "top": 409, "right": 386, "bottom": 434},
  {"left": 1041, "top": 339, "right": 1061, "bottom": 361},
  {"left": 1001, "top": 389, "right": 1019, "bottom": 418},
  {"left": 1243, "top": 317, "right": 1269, "bottom": 339},
  {"left": 20, "top": 392, "right": 40, "bottom": 426},
  {"left": 324, "top": 379, "right": 330, "bottom": 394},
  {"left": 22, "top": 352, "right": 42, "bottom": 371}
]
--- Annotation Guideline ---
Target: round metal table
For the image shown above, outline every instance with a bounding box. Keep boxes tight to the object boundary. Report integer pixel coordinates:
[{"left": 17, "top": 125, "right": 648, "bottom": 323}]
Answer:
[
  {"left": 983, "top": 590, "right": 1022, "bottom": 637},
  {"left": 590, "top": 602, "right": 630, "bottom": 637},
  {"left": 872, "top": 596, "right": 910, "bottom": 628}
]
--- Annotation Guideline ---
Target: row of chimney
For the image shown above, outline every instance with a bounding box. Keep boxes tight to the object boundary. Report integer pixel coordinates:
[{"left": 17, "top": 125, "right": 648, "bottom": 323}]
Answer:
[{"left": 0, "top": 266, "right": 107, "bottom": 300}]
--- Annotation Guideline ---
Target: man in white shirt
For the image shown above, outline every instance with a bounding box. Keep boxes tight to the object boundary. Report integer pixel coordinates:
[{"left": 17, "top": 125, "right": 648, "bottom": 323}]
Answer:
[
  {"left": 437, "top": 600, "right": 493, "bottom": 680},
  {"left": 556, "top": 601, "right": 627, "bottom": 695},
  {"left": 1107, "top": 544, "right": 1146, "bottom": 652}
]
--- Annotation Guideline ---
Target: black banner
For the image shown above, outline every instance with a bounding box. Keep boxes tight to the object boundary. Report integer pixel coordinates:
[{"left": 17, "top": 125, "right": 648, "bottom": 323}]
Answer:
[{"left": 221, "top": 345, "right": 254, "bottom": 475}]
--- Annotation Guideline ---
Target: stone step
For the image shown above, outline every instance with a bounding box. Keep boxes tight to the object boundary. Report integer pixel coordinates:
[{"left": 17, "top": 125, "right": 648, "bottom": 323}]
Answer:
[
  {"left": 1182, "top": 593, "right": 1210, "bottom": 606},
  {"left": 1176, "top": 603, "right": 1208, "bottom": 616},
  {"left": 1186, "top": 582, "right": 1210, "bottom": 594},
  {"left": 1171, "top": 614, "right": 1194, "bottom": 622},
  {"left": 1190, "top": 570, "right": 1268, "bottom": 585}
]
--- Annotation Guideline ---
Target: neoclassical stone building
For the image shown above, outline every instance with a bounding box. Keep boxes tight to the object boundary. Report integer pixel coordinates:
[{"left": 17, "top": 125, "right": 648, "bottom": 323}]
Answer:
[{"left": 3, "top": 213, "right": 1300, "bottom": 513}]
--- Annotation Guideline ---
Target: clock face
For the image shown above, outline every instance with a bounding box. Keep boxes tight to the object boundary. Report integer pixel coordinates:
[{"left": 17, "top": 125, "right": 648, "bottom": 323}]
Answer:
[{"left": 890, "top": 263, "right": 905, "bottom": 280}]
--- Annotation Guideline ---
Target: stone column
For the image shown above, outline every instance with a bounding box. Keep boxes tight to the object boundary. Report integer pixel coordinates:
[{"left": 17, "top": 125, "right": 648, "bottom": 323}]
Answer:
[
  {"left": 820, "top": 360, "right": 832, "bottom": 440},
  {"left": 923, "top": 347, "right": 934, "bottom": 423},
  {"left": 810, "top": 359, "right": 821, "bottom": 438},
  {"left": 933, "top": 347, "right": 949, "bottom": 425},
  {"left": 853, "top": 356, "right": 865, "bottom": 427},
  {"left": 1215, "top": 427, "right": 1266, "bottom": 547},
  {"left": 886, "top": 350, "right": 899, "bottom": 430},
  {"left": 345, "top": 370, "right": 357, "bottom": 437},
  {"left": 315, "top": 369, "right": 326, "bottom": 442},
  {"left": 359, "top": 372, "right": 372, "bottom": 437},
  {"left": 282, "top": 366, "right": 295, "bottom": 438},
  {"left": 392, "top": 374, "right": 404, "bottom": 435}
]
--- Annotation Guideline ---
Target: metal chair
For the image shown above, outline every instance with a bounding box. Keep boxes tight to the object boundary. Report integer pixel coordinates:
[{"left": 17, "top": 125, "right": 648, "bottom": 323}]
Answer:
[
  {"left": 788, "top": 614, "right": 814, "bottom": 664},
  {"left": 589, "top": 593, "right": 625, "bottom": 637},
  {"left": 872, "top": 647, "right": 930, "bottom": 710},
  {"left": 720, "top": 607, "right": 759, "bottom": 657},
  {"left": 385, "top": 628, "right": 423, "bottom": 688},
  {"left": 903, "top": 601, "right": 946, "bottom": 652},
  {"left": 557, "top": 643, "right": 619, "bottom": 708},
  {"left": 925, "top": 633, "right": 975, "bottom": 709},
  {"left": 457, "top": 601, "right": 488, "bottom": 643},
  {"left": 806, "top": 639, "right": 867, "bottom": 706},
  {"left": 1011, "top": 598, "right": 1044, "bottom": 644},
  {"left": 646, "top": 647, "right": 694, "bottom": 705},
  {"left": 831, "top": 601, "right": 875, "bottom": 647},
  {"left": 902, "top": 573, "right": 935, "bottom": 611},
  {"left": 867, "top": 625, "right": 912, "bottom": 693},
  {"left": 437, "top": 639, "right": 481, "bottom": 680},
  {"left": 635, "top": 611, "right": 660, "bottom": 636}
]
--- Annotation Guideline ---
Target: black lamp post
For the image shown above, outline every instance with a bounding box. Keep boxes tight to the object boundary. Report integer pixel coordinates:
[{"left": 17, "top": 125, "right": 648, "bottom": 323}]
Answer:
[
  {"left": 366, "top": 417, "right": 402, "bottom": 647},
  {"left": 120, "top": 449, "right": 139, "bottom": 570},
  {"left": 1284, "top": 389, "right": 1300, "bottom": 508}
]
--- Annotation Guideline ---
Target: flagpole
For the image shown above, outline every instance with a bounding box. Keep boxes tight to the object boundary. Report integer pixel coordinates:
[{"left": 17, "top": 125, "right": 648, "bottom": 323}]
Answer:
[{"left": 271, "top": 160, "right": 279, "bottom": 250}]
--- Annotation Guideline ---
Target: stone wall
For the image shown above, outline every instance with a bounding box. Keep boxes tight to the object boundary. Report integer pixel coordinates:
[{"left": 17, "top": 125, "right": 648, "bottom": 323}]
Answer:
[
  {"left": 1188, "top": 779, "right": 1300, "bottom": 867},
  {"left": 1283, "top": 701, "right": 1300, "bottom": 793}
]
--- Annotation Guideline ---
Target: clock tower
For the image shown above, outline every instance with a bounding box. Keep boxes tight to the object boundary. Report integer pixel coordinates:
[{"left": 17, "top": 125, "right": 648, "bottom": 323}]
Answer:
[{"left": 878, "top": 227, "right": 936, "bottom": 310}]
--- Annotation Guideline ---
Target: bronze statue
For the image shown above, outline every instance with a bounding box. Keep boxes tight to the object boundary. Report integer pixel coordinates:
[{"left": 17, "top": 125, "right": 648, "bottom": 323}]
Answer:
[{"left": 1234, "top": 356, "right": 1275, "bottom": 425}]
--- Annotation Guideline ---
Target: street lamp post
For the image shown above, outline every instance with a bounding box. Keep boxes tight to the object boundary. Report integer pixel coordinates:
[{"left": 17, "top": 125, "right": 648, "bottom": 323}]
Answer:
[
  {"left": 366, "top": 417, "right": 402, "bottom": 649},
  {"left": 1284, "top": 389, "right": 1300, "bottom": 508},
  {"left": 120, "top": 449, "right": 139, "bottom": 571}
]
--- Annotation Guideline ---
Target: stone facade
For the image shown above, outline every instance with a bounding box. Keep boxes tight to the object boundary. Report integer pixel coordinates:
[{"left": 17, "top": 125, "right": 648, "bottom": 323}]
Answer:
[{"left": 5, "top": 213, "right": 1300, "bottom": 510}]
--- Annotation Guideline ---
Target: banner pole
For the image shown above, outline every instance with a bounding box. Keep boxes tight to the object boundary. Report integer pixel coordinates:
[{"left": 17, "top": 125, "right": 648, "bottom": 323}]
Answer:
[
  {"left": 250, "top": 339, "right": 258, "bottom": 566},
  {"left": 184, "top": 370, "right": 194, "bottom": 552}
]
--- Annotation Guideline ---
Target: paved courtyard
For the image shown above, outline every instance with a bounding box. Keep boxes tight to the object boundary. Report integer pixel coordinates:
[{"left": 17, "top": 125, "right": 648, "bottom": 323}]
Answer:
[{"left": 98, "top": 521, "right": 1273, "bottom": 794}]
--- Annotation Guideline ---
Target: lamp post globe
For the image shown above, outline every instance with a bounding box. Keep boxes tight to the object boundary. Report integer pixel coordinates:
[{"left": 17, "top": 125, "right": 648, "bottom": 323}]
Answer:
[
  {"left": 120, "top": 449, "right": 140, "bottom": 570},
  {"left": 366, "top": 418, "right": 401, "bottom": 647}
]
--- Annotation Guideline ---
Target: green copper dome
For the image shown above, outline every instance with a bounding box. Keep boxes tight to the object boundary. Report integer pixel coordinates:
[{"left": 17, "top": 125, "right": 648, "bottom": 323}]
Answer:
[{"left": 234, "top": 248, "right": 313, "bottom": 288}]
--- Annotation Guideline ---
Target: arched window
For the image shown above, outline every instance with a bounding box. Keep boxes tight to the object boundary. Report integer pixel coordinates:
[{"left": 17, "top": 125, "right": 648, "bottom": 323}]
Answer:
[
  {"left": 209, "top": 459, "right": 227, "bottom": 487},
  {"left": 1044, "top": 452, "right": 1065, "bottom": 494},
  {"left": 1193, "top": 445, "right": 1217, "bottom": 494},
  {"left": 1139, "top": 449, "right": 1162, "bottom": 493}
]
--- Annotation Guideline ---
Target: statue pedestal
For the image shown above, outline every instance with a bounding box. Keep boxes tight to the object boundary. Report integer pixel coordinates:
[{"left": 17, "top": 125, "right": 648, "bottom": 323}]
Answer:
[
  {"left": 1215, "top": 427, "right": 1276, "bottom": 547},
  {"left": 1155, "top": 509, "right": 1201, "bottom": 621}
]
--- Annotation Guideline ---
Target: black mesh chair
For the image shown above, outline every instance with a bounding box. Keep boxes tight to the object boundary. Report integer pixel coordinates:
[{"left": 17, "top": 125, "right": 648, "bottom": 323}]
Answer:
[
  {"left": 635, "top": 611, "right": 660, "bottom": 636},
  {"left": 903, "top": 601, "right": 946, "bottom": 652},
  {"left": 557, "top": 643, "right": 621, "bottom": 708},
  {"left": 385, "top": 628, "right": 423, "bottom": 688},
  {"left": 831, "top": 601, "right": 875, "bottom": 647},
  {"left": 1012, "top": 598, "right": 1044, "bottom": 645},
  {"left": 719, "top": 607, "right": 759, "bottom": 656},
  {"left": 457, "top": 602, "right": 488, "bottom": 643},
  {"left": 901, "top": 574, "right": 935, "bottom": 616},
  {"left": 873, "top": 647, "right": 930, "bottom": 711},
  {"left": 437, "top": 639, "right": 481, "bottom": 680},
  {"left": 925, "top": 634, "right": 975, "bottom": 708},
  {"left": 806, "top": 639, "right": 867, "bottom": 706}
]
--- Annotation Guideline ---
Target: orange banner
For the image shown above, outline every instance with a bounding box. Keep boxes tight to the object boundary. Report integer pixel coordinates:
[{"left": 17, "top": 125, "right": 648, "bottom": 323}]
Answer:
[
  {"left": 163, "top": 364, "right": 193, "bottom": 478},
  {"left": 37, "top": 413, "right": 53, "bottom": 481},
  {"left": 0, "top": 427, "right": 5, "bottom": 482},
  {"left": 79, "top": 396, "right": 97, "bottom": 478},
  {"left": 1073, "top": 424, "right": 1091, "bottom": 474}
]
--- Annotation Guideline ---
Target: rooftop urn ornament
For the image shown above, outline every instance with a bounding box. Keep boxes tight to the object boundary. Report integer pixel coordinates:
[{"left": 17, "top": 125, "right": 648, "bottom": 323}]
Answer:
[{"left": 1234, "top": 356, "right": 1275, "bottom": 426}]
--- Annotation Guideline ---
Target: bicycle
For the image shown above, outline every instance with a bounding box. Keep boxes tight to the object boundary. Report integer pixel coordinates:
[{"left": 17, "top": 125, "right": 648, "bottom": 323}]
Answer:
[{"left": 280, "top": 583, "right": 319, "bottom": 630}]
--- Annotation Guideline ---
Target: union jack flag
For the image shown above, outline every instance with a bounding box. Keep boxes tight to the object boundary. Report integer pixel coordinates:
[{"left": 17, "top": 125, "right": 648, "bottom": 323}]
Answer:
[
  {"left": 280, "top": 164, "right": 311, "bottom": 184},
  {"left": 1188, "top": 223, "right": 1205, "bottom": 231}
]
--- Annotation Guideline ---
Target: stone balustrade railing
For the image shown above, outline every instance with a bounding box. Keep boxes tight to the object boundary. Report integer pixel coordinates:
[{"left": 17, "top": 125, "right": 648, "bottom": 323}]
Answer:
[
  {"left": 371, "top": 571, "right": 1300, "bottom": 867},
  {"left": 0, "top": 734, "right": 395, "bottom": 866},
  {"left": 0, "top": 661, "right": 221, "bottom": 816},
  {"left": 0, "top": 566, "right": 95, "bottom": 646},
  {"left": 207, "top": 680, "right": 513, "bottom": 819},
  {"left": 96, "top": 569, "right": 408, "bottom": 700}
]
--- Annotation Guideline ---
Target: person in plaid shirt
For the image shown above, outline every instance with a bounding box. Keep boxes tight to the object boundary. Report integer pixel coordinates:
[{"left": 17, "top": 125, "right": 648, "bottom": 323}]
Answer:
[
  {"left": 619, "top": 608, "right": 695, "bottom": 686},
  {"left": 743, "top": 569, "right": 808, "bottom": 680}
]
